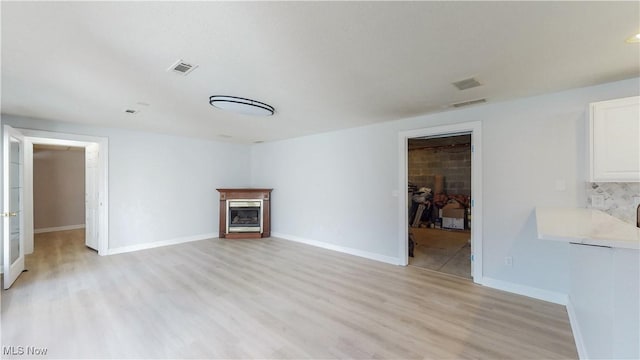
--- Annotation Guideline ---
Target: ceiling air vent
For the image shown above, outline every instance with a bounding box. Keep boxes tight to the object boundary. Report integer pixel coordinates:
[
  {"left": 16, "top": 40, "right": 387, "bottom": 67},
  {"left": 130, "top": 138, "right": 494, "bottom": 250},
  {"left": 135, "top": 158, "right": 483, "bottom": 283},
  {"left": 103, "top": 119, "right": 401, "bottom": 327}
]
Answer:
[
  {"left": 452, "top": 77, "right": 482, "bottom": 90},
  {"left": 451, "top": 98, "right": 487, "bottom": 108},
  {"left": 168, "top": 59, "right": 198, "bottom": 75}
]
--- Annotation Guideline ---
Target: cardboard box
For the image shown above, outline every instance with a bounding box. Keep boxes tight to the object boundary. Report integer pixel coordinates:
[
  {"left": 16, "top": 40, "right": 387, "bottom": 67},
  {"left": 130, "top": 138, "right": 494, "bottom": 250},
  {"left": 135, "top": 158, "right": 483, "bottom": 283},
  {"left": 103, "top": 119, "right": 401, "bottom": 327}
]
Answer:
[
  {"left": 442, "top": 208, "right": 465, "bottom": 219},
  {"left": 442, "top": 208, "right": 465, "bottom": 230},
  {"left": 442, "top": 217, "right": 465, "bottom": 230}
]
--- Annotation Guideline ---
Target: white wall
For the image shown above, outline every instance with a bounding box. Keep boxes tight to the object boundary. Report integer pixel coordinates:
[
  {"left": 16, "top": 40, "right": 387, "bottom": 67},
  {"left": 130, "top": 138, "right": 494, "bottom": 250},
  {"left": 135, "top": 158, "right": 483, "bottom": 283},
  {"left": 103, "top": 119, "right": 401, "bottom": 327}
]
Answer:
[
  {"left": 251, "top": 124, "right": 400, "bottom": 262},
  {"left": 1, "top": 115, "right": 252, "bottom": 252},
  {"left": 251, "top": 77, "right": 640, "bottom": 296}
]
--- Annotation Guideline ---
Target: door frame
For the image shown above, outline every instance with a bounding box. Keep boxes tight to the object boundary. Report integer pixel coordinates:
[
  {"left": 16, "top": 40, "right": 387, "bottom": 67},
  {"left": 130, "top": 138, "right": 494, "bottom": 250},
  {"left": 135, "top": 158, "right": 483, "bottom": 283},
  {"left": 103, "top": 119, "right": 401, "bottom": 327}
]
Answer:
[
  {"left": 20, "top": 129, "right": 109, "bottom": 256},
  {"left": 398, "top": 121, "right": 483, "bottom": 283}
]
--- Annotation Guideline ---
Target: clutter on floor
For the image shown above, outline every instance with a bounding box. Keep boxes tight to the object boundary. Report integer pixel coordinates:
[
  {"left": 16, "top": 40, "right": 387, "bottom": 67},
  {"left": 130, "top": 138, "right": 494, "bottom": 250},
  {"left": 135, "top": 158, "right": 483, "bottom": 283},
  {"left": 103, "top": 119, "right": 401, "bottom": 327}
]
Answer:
[
  {"left": 408, "top": 179, "right": 471, "bottom": 231},
  {"left": 407, "top": 177, "right": 472, "bottom": 278}
]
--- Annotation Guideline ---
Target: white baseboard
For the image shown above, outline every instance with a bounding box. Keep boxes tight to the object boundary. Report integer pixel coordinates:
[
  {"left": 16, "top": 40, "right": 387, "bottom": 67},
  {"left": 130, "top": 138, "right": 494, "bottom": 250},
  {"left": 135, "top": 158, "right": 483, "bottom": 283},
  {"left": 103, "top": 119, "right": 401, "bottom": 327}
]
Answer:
[
  {"left": 107, "top": 233, "right": 217, "bottom": 256},
  {"left": 34, "top": 224, "right": 85, "bottom": 234},
  {"left": 566, "top": 297, "right": 588, "bottom": 360},
  {"left": 272, "top": 232, "right": 402, "bottom": 265},
  {"left": 481, "top": 276, "right": 569, "bottom": 305}
]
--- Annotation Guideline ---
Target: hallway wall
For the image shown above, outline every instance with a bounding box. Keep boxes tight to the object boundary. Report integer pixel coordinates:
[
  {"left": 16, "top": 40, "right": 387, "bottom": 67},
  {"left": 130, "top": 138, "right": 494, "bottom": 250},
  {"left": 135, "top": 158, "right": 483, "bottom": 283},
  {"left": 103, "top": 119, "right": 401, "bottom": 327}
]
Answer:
[{"left": 33, "top": 147, "right": 85, "bottom": 231}]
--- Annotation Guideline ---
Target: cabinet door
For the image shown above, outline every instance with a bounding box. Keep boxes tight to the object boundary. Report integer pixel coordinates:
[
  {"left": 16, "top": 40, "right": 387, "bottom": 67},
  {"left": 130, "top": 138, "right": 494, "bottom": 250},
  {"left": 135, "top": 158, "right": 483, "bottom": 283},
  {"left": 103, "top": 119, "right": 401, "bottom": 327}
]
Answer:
[{"left": 589, "top": 96, "right": 640, "bottom": 182}]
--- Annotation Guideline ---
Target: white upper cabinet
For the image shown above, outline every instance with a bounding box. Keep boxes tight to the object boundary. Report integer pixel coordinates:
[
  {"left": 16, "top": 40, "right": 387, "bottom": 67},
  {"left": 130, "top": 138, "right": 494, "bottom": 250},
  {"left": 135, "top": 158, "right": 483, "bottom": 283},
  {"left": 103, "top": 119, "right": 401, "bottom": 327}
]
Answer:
[{"left": 589, "top": 96, "right": 640, "bottom": 182}]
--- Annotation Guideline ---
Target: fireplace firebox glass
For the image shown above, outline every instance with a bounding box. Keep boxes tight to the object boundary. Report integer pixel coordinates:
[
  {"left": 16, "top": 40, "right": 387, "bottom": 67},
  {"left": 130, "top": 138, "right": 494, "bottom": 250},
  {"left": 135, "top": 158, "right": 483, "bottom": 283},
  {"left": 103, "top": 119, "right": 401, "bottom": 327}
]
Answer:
[{"left": 227, "top": 200, "right": 262, "bottom": 233}]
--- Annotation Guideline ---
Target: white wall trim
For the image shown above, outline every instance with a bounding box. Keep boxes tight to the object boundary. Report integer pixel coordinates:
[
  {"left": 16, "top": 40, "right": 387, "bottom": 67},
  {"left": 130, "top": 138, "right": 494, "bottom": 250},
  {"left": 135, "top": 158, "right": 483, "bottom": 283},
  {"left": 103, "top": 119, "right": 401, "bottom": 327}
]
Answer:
[
  {"left": 398, "top": 121, "right": 483, "bottom": 284},
  {"left": 273, "top": 232, "right": 402, "bottom": 266},
  {"left": 566, "top": 296, "right": 588, "bottom": 360},
  {"left": 34, "top": 224, "right": 85, "bottom": 234},
  {"left": 481, "top": 276, "right": 568, "bottom": 305},
  {"left": 107, "top": 233, "right": 217, "bottom": 256}
]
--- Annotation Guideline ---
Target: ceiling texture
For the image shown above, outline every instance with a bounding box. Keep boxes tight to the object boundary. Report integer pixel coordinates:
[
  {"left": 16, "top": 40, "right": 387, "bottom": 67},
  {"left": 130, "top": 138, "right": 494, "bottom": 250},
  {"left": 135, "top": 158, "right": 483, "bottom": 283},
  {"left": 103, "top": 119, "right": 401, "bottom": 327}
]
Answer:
[{"left": 2, "top": 1, "right": 639, "bottom": 143}]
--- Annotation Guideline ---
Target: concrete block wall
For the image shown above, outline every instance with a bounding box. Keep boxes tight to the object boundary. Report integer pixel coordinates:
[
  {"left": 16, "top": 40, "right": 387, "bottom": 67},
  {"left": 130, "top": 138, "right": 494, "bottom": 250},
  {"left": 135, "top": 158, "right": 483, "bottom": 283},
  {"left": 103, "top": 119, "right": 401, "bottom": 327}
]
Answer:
[{"left": 408, "top": 144, "right": 471, "bottom": 195}]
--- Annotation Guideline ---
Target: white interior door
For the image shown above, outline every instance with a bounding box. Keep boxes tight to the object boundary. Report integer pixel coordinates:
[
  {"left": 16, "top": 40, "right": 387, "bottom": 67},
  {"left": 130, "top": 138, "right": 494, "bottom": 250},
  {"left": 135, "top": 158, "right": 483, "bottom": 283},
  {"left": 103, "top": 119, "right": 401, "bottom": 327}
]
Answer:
[
  {"left": 3, "top": 125, "right": 25, "bottom": 289},
  {"left": 85, "top": 143, "right": 99, "bottom": 250}
]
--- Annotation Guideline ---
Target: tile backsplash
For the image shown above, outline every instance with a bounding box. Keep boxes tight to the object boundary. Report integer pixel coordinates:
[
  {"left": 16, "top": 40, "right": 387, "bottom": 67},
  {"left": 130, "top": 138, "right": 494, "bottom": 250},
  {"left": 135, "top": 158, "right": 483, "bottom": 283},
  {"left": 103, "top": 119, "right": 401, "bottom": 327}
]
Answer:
[{"left": 586, "top": 182, "right": 640, "bottom": 225}]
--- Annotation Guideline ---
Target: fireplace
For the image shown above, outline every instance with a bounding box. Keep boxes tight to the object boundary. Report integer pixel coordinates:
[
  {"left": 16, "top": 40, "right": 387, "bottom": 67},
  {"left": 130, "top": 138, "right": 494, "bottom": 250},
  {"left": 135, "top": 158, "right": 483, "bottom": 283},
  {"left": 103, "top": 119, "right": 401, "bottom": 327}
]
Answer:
[
  {"left": 227, "top": 200, "right": 263, "bottom": 233},
  {"left": 217, "top": 188, "right": 272, "bottom": 239}
]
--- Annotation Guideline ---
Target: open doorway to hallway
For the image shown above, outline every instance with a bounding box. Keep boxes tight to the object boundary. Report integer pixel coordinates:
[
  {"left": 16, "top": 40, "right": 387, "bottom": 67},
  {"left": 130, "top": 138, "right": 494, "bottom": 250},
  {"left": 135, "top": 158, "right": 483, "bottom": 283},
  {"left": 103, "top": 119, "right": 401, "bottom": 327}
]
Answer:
[
  {"left": 20, "top": 129, "right": 109, "bottom": 257},
  {"left": 33, "top": 145, "right": 86, "bottom": 235},
  {"left": 2, "top": 127, "right": 108, "bottom": 289},
  {"left": 407, "top": 134, "right": 472, "bottom": 279},
  {"left": 32, "top": 144, "right": 96, "bottom": 258}
]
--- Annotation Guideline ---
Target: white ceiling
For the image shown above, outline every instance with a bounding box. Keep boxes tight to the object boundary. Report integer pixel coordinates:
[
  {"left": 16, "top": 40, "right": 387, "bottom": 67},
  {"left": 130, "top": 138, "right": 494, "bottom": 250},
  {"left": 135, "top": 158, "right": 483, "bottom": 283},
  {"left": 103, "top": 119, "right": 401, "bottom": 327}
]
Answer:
[{"left": 2, "top": 1, "right": 639, "bottom": 143}]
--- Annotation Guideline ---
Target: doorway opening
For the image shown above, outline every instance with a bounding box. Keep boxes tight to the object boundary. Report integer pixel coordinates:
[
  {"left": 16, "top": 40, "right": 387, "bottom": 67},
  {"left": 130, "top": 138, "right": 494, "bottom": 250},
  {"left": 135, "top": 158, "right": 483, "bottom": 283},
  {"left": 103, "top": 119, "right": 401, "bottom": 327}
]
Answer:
[
  {"left": 398, "top": 121, "right": 482, "bottom": 283},
  {"left": 21, "top": 129, "right": 109, "bottom": 256},
  {"left": 408, "top": 134, "right": 471, "bottom": 278},
  {"left": 32, "top": 144, "right": 96, "bottom": 259}
]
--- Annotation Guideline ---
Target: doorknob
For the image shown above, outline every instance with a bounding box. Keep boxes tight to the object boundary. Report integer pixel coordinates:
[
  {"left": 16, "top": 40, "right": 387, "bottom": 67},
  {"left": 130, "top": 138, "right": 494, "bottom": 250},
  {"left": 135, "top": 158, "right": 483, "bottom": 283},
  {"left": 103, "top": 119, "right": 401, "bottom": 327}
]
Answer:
[{"left": 1, "top": 212, "right": 17, "bottom": 217}]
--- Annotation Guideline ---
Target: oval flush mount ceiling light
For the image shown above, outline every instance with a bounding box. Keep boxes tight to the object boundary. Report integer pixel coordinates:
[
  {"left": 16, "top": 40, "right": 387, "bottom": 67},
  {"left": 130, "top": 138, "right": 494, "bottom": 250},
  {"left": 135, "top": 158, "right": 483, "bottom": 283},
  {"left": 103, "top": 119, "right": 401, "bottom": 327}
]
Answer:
[
  {"left": 626, "top": 33, "right": 640, "bottom": 43},
  {"left": 209, "top": 96, "right": 274, "bottom": 116}
]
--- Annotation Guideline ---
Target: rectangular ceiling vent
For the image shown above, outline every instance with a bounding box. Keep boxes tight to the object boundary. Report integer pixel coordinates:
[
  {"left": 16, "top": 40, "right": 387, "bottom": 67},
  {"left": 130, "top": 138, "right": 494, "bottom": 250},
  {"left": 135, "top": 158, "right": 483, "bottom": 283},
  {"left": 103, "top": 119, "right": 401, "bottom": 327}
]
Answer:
[
  {"left": 452, "top": 77, "right": 482, "bottom": 90},
  {"left": 168, "top": 59, "right": 198, "bottom": 75},
  {"left": 451, "top": 98, "right": 487, "bottom": 108}
]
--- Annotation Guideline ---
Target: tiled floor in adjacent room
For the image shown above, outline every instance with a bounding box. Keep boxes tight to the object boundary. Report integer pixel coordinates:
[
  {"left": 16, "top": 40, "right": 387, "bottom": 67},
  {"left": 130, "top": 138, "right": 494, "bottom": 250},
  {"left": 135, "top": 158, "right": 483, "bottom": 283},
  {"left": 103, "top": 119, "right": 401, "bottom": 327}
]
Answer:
[{"left": 409, "top": 227, "right": 471, "bottom": 279}]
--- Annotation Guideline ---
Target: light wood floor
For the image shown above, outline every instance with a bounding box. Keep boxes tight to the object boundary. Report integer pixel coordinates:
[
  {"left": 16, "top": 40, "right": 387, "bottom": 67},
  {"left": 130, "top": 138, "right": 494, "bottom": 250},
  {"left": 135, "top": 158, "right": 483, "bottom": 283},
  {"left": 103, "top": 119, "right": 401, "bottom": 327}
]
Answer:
[{"left": 1, "top": 230, "right": 577, "bottom": 359}]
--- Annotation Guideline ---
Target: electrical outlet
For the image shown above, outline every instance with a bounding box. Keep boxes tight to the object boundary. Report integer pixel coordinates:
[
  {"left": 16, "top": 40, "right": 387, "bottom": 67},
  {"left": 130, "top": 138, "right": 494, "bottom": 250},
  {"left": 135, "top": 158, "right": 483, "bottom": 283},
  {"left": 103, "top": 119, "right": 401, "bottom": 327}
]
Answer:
[
  {"left": 504, "top": 256, "right": 513, "bottom": 267},
  {"left": 591, "top": 195, "right": 605, "bottom": 209}
]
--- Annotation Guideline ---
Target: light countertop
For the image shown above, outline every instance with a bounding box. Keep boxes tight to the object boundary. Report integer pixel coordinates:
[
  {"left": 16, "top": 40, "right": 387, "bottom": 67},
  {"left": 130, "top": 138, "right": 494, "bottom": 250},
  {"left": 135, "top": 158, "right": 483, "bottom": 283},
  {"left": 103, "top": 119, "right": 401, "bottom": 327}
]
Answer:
[{"left": 535, "top": 207, "right": 640, "bottom": 250}]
